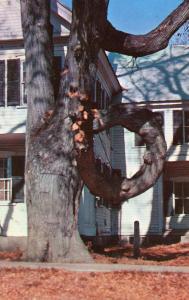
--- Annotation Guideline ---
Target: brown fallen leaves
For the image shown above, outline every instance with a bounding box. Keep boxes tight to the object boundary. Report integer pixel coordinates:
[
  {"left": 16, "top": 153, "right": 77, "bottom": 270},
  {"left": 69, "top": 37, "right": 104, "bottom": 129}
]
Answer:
[
  {"left": 0, "top": 268, "right": 188, "bottom": 300},
  {"left": 0, "top": 242, "right": 189, "bottom": 266},
  {"left": 92, "top": 242, "right": 189, "bottom": 266},
  {"left": 0, "top": 243, "right": 189, "bottom": 300}
]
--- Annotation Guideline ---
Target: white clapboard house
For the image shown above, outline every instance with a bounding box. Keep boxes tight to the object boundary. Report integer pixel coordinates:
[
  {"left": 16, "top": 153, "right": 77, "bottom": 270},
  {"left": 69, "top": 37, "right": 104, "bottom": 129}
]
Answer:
[
  {"left": 109, "top": 46, "right": 189, "bottom": 243},
  {"left": 1, "top": 1, "right": 189, "bottom": 250},
  {"left": 0, "top": 0, "right": 121, "bottom": 250}
]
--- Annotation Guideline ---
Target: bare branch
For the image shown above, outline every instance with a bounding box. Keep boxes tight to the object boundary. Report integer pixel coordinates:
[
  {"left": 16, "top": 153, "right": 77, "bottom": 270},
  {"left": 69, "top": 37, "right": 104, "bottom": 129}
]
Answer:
[
  {"left": 103, "top": 0, "right": 189, "bottom": 57},
  {"left": 77, "top": 104, "right": 167, "bottom": 205}
]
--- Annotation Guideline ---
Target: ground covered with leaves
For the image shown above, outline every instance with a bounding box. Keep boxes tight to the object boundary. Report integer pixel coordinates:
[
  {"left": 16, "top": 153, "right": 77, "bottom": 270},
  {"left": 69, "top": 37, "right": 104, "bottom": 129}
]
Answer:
[
  {"left": 0, "top": 268, "right": 188, "bottom": 300},
  {"left": 0, "top": 243, "right": 189, "bottom": 299},
  {"left": 92, "top": 242, "right": 189, "bottom": 266}
]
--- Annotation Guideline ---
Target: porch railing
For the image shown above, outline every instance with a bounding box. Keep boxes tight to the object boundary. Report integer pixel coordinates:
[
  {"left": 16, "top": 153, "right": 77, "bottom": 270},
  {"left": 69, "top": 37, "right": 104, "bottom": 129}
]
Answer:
[
  {"left": 0, "top": 178, "right": 12, "bottom": 201},
  {"left": 0, "top": 177, "right": 24, "bottom": 202}
]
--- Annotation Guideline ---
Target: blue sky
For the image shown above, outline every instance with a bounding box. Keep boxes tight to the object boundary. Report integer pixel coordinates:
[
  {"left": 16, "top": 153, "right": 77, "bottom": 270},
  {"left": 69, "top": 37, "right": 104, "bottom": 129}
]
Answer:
[{"left": 60, "top": 0, "right": 182, "bottom": 33}]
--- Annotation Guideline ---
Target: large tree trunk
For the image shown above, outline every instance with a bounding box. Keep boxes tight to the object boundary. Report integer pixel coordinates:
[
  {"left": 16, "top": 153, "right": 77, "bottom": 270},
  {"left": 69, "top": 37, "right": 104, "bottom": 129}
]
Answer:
[
  {"left": 20, "top": 0, "right": 97, "bottom": 262},
  {"left": 20, "top": 0, "right": 188, "bottom": 262}
]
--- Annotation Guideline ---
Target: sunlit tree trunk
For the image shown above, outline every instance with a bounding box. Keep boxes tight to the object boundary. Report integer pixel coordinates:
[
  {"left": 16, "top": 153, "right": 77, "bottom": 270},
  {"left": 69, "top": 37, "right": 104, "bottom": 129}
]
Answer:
[
  {"left": 20, "top": 0, "right": 99, "bottom": 262},
  {"left": 20, "top": 0, "right": 189, "bottom": 262}
]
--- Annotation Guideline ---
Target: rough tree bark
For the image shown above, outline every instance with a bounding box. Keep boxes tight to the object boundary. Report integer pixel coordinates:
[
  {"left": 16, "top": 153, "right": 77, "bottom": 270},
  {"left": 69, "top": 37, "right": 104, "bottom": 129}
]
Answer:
[
  {"left": 103, "top": 0, "right": 189, "bottom": 56},
  {"left": 20, "top": 0, "right": 96, "bottom": 262},
  {"left": 20, "top": 0, "right": 189, "bottom": 262}
]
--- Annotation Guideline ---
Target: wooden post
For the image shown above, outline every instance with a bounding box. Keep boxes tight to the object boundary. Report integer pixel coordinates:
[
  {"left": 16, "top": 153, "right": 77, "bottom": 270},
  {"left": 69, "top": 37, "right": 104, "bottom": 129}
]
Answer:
[{"left": 133, "top": 220, "right": 140, "bottom": 259}]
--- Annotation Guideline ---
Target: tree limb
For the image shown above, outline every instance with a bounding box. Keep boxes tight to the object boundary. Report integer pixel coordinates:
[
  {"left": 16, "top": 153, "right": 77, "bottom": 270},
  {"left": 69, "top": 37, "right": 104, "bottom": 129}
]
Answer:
[
  {"left": 77, "top": 104, "right": 167, "bottom": 205},
  {"left": 102, "top": 0, "right": 189, "bottom": 57}
]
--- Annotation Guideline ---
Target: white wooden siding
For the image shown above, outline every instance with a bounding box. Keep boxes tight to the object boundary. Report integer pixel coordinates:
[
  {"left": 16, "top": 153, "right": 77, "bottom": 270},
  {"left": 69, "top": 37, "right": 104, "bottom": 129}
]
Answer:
[
  {"left": 0, "top": 107, "right": 26, "bottom": 134},
  {"left": 79, "top": 123, "right": 113, "bottom": 237},
  {"left": 109, "top": 46, "right": 189, "bottom": 102},
  {"left": 0, "top": 203, "right": 27, "bottom": 236},
  {"left": 0, "top": 1, "right": 121, "bottom": 239},
  {"left": 0, "top": 0, "right": 23, "bottom": 40},
  {"left": 121, "top": 178, "right": 163, "bottom": 236},
  {"left": 111, "top": 124, "right": 163, "bottom": 235},
  {"left": 78, "top": 187, "right": 96, "bottom": 236},
  {"left": 0, "top": 0, "right": 70, "bottom": 41}
]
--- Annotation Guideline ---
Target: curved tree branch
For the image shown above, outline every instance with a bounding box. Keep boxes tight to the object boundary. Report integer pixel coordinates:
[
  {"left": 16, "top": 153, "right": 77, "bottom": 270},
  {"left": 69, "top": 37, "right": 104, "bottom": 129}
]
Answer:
[
  {"left": 77, "top": 104, "right": 167, "bottom": 206},
  {"left": 102, "top": 0, "right": 189, "bottom": 57}
]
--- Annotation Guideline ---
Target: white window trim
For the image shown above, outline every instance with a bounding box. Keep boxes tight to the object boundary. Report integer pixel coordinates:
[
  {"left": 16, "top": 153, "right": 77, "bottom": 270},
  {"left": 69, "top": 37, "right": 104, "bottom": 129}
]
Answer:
[
  {"left": 172, "top": 109, "right": 189, "bottom": 145},
  {"left": 1, "top": 58, "right": 26, "bottom": 107},
  {"left": 173, "top": 180, "right": 189, "bottom": 215},
  {"left": 0, "top": 156, "right": 25, "bottom": 203},
  {"left": 0, "top": 178, "right": 12, "bottom": 202},
  {"left": 20, "top": 59, "right": 25, "bottom": 106}
]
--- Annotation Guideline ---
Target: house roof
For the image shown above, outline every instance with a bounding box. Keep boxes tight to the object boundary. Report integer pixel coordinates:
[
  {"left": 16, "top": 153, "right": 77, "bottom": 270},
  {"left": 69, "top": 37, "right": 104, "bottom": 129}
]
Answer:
[
  {"left": 108, "top": 46, "right": 189, "bottom": 103},
  {"left": 0, "top": 0, "right": 71, "bottom": 41}
]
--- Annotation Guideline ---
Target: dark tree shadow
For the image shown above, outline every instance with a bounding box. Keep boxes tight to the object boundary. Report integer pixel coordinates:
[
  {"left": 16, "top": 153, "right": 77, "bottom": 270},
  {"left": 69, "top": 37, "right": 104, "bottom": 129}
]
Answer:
[{"left": 1, "top": 205, "right": 14, "bottom": 236}]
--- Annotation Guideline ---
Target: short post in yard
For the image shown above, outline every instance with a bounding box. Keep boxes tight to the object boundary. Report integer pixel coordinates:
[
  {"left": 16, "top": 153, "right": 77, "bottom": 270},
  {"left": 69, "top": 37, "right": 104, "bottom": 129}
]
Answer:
[{"left": 133, "top": 220, "right": 140, "bottom": 259}]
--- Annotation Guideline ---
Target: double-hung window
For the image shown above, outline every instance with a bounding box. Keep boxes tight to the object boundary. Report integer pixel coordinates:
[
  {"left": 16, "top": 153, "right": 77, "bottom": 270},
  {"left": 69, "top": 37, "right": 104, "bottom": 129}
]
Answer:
[
  {"left": 173, "top": 182, "right": 189, "bottom": 215},
  {"left": 0, "top": 59, "right": 26, "bottom": 107},
  {"left": 173, "top": 110, "right": 189, "bottom": 145},
  {"left": 0, "top": 157, "right": 25, "bottom": 202},
  {"left": 94, "top": 80, "right": 110, "bottom": 109},
  {"left": 53, "top": 56, "right": 62, "bottom": 99},
  {"left": 0, "top": 56, "right": 62, "bottom": 107},
  {"left": 0, "top": 158, "right": 11, "bottom": 201}
]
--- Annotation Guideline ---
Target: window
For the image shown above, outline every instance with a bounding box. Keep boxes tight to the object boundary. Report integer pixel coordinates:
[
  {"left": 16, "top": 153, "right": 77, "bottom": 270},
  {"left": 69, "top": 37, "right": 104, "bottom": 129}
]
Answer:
[
  {"left": 7, "top": 59, "right": 20, "bottom": 105},
  {"left": 0, "top": 59, "right": 26, "bottom": 107},
  {"left": 173, "top": 182, "right": 189, "bottom": 214},
  {"left": 95, "top": 80, "right": 102, "bottom": 108},
  {"left": 0, "top": 178, "right": 12, "bottom": 201},
  {"left": 0, "top": 158, "right": 11, "bottom": 201},
  {"left": 134, "top": 111, "right": 164, "bottom": 147},
  {"left": 0, "top": 61, "right": 5, "bottom": 106},
  {"left": 0, "top": 56, "right": 63, "bottom": 106},
  {"left": 22, "top": 62, "right": 27, "bottom": 104},
  {"left": 94, "top": 80, "right": 110, "bottom": 109},
  {"left": 12, "top": 156, "right": 25, "bottom": 202},
  {"left": 0, "top": 158, "right": 7, "bottom": 178},
  {"left": 0, "top": 156, "right": 25, "bottom": 202},
  {"left": 105, "top": 93, "right": 110, "bottom": 109},
  {"left": 173, "top": 110, "right": 189, "bottom": 145},
  {"left": 53, "top": 56, "right": 62, "bottom": 99}
]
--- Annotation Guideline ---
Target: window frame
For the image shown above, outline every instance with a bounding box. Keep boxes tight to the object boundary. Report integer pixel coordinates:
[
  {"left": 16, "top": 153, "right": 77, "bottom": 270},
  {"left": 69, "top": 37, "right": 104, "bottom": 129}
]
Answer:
[
  {"left": 0, "top": 178, "right": 12, "bottom": 202},
  {"left": 53, "top": 55, "right": 62, "bottom": 99},
  {"left": 173, "top": 181, "right": 189, "bottom": 215},
  {"left": 94, "top": 78, "right": 111, "bottom": 110},
  {"left": 173, "top": 110, "right": 189, "bottom": 145},
  {"left": 0, "top": 156, "right": 25, "bottom": 203},
  {"left": 0, "top": 58, "right": 26, "bottom": 107}
]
